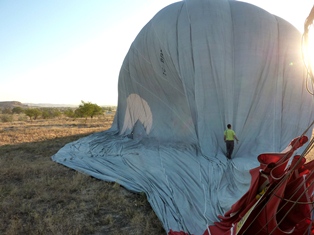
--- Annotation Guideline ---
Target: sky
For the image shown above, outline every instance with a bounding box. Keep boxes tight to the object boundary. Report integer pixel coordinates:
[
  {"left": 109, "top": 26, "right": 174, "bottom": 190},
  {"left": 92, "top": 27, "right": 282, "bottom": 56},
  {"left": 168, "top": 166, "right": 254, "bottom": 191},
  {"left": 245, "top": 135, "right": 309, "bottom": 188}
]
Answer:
[{"left": 1, "top": 0, "right": 313, "bottom": 106}]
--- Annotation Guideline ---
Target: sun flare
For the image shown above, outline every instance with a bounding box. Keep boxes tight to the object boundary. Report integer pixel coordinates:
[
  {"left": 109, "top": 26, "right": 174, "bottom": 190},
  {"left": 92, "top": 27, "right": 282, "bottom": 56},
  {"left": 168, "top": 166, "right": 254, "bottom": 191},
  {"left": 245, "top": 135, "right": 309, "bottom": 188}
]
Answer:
[{"left": 303, "top": 27, "right": 314, "bottom": 72}]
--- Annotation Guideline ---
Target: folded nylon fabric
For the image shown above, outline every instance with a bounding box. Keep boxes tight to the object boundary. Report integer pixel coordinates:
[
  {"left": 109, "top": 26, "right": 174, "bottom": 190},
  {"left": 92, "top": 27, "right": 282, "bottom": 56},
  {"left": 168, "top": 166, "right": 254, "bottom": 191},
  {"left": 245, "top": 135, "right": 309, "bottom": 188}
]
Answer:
[{"left": 52, "top": 0, "right": 314, "bottom": 234}]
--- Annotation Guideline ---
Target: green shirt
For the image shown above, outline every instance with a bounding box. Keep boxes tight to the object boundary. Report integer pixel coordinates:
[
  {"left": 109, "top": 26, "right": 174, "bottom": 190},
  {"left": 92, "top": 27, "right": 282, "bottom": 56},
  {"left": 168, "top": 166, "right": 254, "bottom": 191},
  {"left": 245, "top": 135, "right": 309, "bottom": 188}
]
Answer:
[{"left": 224, "top": 129, "right": 236, "bottom": 141}]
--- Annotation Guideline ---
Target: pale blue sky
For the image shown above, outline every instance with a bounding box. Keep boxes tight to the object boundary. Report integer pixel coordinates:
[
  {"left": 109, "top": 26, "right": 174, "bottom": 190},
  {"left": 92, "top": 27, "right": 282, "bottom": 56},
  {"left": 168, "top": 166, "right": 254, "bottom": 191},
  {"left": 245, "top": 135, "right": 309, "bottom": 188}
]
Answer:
[{"left": 0, "top": 0, "right": 313, "bottom": 106}]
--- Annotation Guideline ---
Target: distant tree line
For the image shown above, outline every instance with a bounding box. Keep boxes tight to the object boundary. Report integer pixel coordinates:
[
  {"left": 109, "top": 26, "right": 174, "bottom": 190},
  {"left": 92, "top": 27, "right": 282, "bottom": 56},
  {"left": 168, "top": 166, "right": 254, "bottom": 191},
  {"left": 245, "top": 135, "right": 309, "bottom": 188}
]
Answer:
[{"left": 0, "top": 101, "right": 116, "bottom": 122}]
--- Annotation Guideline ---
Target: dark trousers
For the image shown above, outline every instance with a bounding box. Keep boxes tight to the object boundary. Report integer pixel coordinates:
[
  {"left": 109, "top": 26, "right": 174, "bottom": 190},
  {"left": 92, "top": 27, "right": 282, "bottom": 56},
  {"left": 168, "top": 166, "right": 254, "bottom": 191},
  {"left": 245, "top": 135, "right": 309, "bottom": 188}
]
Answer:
[{"left": 226, "top": 140, "right": 234, "bottom": 159}]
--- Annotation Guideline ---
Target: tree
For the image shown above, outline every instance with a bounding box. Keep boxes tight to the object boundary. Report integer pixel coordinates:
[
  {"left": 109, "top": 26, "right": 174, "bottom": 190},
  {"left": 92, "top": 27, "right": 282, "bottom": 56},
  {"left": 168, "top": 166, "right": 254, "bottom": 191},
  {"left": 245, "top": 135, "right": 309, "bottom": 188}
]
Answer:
[
  {"left": 24, "top": 108, "right": 41, "bottom": 121},
  {"left": 12, "top": 107, "right": 24, "bottom": 114},
  {"left": 64, "top": 108, "right": 76, "bottom": 118},
  {"left": 41, "top": 108, "right": 62, "bottom": 119},
  {"left": 75, "top": 101, "right": 103, "bottom": 120}
]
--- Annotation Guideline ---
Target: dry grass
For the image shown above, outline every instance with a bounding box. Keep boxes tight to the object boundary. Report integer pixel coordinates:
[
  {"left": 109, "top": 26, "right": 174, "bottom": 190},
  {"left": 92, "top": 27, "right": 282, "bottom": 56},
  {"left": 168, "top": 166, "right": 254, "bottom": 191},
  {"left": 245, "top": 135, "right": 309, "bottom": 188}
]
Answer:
[{"left": 0, "top": 114, "right": 165, "bottom": 235}]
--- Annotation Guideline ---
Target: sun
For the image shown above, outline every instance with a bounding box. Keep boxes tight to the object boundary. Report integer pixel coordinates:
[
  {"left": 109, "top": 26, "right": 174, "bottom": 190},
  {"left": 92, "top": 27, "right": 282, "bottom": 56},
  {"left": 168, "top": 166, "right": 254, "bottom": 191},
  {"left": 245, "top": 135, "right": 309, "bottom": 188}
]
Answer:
[
  {"left": 302, "top": 26, "right": 314, "bottom": 95},
  {"left": 306, "top": 28, "right": 314, "bottom": 71},
  {"left": 303, "top": 29, "right": 312, "bottom": 71},
  {"left": 302, "top": 6, "right": 314, "bottom": 79}
]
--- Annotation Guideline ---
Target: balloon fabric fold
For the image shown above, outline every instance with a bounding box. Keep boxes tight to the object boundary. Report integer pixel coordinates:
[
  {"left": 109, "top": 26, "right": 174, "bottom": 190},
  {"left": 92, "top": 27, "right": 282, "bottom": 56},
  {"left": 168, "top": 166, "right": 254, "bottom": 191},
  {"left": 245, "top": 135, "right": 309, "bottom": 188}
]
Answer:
[{"left": 52, "top": 0, "right": 314, "bottom": 234}]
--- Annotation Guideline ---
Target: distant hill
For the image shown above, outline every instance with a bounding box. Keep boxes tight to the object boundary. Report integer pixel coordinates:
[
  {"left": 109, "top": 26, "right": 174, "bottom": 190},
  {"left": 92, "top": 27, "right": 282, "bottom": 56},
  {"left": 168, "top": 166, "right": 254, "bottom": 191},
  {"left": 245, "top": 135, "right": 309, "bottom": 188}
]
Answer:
[
  {"left": 0, "top": 101, "right": 29, "bottom": 109},
  {"left": 0, "top": 101, "right": 79, "bottom": 109},
  {"left": 23, "top": 103, "right": 78, "bottom": 108},
  {"left": 0, "top": 101, "right": 116, "bottom": 109}
]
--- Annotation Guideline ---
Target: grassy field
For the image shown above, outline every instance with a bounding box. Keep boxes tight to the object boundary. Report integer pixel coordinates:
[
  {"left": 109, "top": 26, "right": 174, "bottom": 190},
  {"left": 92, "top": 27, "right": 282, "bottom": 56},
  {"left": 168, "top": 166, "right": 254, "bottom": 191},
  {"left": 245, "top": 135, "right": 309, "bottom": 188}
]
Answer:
[
  {"left": 0, "top": 114, "right": 165, "bottom": 235},
  {"left": 0, "top": 113, "right": 313, "bottom": 235}
]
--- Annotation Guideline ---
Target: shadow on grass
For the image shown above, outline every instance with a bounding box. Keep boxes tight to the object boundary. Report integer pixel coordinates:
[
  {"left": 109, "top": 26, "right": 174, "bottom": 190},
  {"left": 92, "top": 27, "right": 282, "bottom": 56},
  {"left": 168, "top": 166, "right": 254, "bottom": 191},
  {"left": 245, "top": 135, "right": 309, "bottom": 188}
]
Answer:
[{"left": 0, "top": 134, "right": 165, "bottom": 235}]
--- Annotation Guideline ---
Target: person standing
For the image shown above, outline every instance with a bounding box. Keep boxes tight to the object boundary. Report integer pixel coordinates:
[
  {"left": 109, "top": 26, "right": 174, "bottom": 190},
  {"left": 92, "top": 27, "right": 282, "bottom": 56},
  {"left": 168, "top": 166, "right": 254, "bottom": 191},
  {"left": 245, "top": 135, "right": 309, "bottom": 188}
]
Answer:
[{"left": 224, "top": 124, "right": 239, "bottom": 159}]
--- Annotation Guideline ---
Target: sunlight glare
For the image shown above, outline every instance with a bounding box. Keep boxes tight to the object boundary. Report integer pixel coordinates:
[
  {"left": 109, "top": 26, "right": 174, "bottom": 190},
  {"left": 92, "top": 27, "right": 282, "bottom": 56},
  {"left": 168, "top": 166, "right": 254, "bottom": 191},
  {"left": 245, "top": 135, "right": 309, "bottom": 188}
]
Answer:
[{"left": 307, "top": 27, "right": 314, "bottom": 73}]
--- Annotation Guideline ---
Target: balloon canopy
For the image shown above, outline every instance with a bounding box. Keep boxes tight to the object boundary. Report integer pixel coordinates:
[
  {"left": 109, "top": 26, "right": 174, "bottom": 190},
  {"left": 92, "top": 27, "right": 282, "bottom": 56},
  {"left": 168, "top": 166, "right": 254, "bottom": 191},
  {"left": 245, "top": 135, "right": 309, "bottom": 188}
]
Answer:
[{"left": 52, "top": 0, "right": 314, "bottom": 234}]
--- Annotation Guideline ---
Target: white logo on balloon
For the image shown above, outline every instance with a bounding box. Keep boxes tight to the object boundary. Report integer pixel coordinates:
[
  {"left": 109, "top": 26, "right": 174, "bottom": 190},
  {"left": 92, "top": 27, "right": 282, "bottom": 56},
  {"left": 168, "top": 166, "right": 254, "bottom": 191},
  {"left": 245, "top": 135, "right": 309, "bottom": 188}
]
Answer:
[{"left": 121, "top": 94, "right": 153, "bottom": 135}]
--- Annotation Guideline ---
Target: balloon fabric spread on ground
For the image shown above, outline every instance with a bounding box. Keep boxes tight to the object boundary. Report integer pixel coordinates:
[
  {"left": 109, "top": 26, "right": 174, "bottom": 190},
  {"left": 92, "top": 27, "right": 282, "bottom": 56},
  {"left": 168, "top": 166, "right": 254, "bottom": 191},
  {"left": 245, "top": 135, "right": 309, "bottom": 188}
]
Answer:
[{"left": 52, "top": 0, "right": 314, "bottom": 234}]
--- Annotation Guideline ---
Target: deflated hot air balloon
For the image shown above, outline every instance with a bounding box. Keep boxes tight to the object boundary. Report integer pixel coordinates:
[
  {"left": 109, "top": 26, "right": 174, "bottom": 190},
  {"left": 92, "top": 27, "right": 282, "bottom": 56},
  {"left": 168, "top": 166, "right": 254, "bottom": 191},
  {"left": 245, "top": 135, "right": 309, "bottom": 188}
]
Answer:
[{"left": 52, "top": 0, "right": 314, "bottom": 234}]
